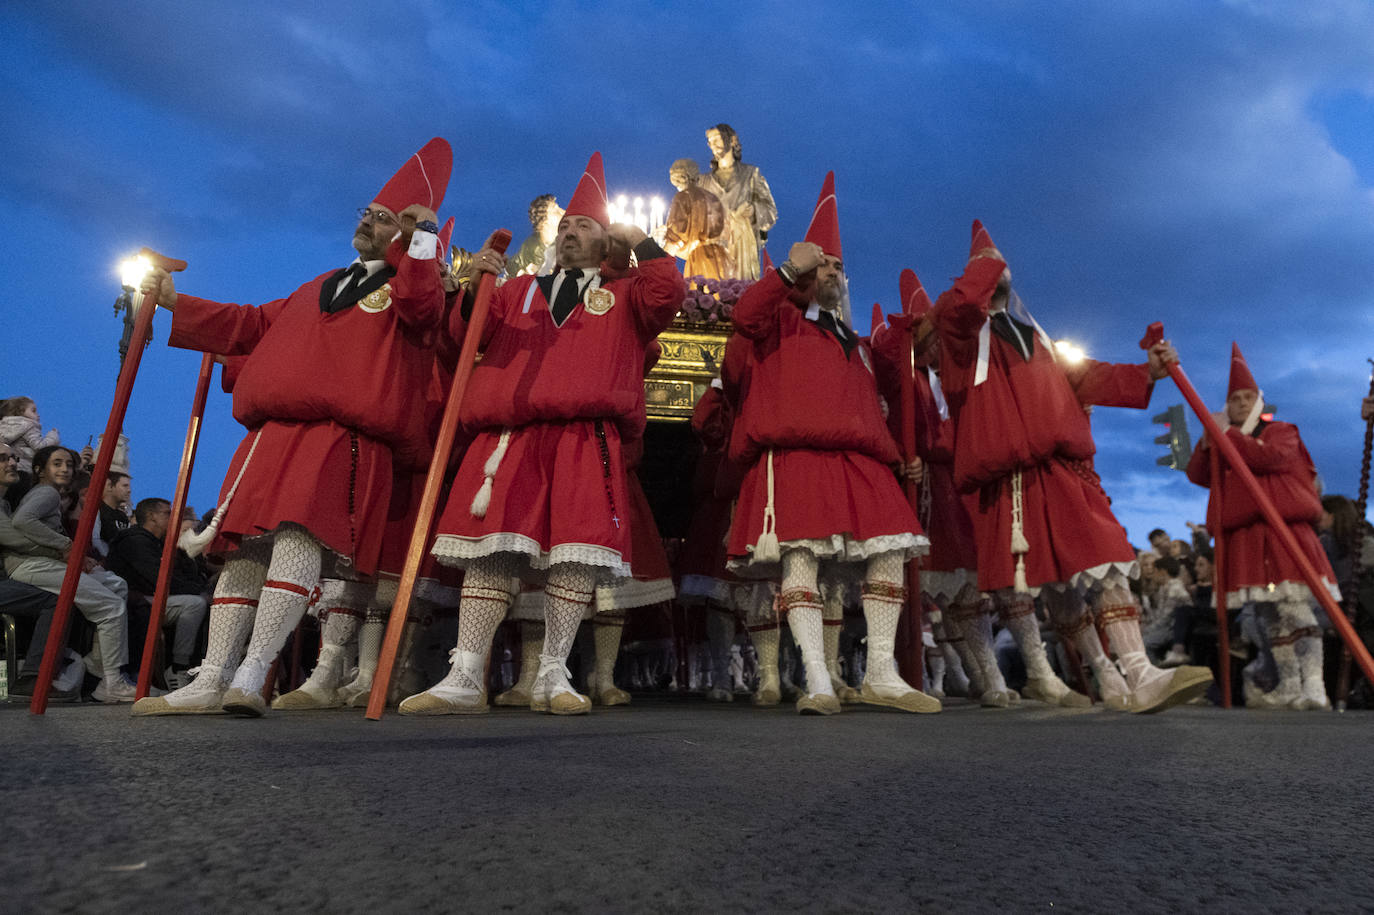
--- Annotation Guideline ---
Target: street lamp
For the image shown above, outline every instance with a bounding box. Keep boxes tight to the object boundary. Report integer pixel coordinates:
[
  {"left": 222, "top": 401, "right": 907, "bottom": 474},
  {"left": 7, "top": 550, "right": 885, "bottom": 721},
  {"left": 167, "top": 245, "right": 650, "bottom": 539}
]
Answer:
[
  {"left": 1054, "top": 339, "right": 1086, "bottom": 364},
  {"left": 114, "top": 254, "right": 156, "bottom": 378}
]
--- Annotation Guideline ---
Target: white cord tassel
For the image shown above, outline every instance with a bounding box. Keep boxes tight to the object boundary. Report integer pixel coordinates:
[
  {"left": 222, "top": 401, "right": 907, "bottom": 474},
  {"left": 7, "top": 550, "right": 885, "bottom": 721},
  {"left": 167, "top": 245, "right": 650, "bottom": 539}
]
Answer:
[
  {"left": 469, "top": 429, "right": 511, "bottom": 518},
  {"left": 753, "top": 449, "right": 781, "bottom": 563},
  {"left": 1010, "top": 469, "right": 1030, "bottom": 593},
  {"left": 178, "top": 427, "right": 264, "bottom": 558}
]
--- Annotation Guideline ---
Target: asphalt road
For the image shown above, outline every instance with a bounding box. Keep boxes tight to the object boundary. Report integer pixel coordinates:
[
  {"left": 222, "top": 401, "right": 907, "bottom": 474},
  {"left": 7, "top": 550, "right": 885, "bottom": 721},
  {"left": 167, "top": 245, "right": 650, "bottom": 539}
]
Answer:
[{"left": 3, "top": 696, "right": 1371, "bottom": 913}]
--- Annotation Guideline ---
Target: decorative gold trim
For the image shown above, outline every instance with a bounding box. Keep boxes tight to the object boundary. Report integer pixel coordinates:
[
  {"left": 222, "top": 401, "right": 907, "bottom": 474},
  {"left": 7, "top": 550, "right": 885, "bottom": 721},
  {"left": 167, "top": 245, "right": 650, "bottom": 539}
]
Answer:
[{"left": 645, "top": 320, "right": 733, "bottom": 422}]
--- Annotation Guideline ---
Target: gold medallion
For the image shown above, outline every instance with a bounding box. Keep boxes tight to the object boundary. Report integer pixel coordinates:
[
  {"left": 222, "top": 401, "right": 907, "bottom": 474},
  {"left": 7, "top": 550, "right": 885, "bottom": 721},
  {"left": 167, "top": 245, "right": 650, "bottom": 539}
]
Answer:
[
  {"left": 359, "top": 283, "right": 392, "bottom": 314},
  {"left": 584, "top": 286, "right": 615, "bottom": 316}
]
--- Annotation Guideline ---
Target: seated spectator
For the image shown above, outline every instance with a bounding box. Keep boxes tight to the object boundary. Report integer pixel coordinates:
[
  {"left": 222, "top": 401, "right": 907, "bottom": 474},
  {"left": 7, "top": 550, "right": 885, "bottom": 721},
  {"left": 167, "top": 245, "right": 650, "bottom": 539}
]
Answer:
[
  {"left": 106, "top": 499, "right": 209, "bottom": 689},
  {"left": 0, "top": 440, "right": 68, "bottom": 696},
  {"left": 3, "top": 445, "right": 138, "bottom": 702},
  {"left": 0, "top": 397, "right": 60, "bottom": 497},
  {"left": 96, "top": 472, "right": 132, "bottom": 557}
]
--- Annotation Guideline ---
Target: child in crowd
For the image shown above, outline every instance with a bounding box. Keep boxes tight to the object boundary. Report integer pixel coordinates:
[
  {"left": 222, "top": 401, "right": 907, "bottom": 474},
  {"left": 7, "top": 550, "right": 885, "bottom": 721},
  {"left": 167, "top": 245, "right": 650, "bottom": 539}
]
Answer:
[{"left": 1, "top": 397, "right": 61, "bottom": 493}]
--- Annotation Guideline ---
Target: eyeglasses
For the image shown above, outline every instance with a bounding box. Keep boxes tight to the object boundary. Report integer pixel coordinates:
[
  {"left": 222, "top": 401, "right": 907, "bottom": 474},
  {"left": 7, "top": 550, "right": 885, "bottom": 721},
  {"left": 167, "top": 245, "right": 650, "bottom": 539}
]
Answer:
[
  {"left": 356, "top": 207, "right": 398, "bottom": 227},
  {"left": 0, "top": 454, "right": 19, "bottom": 463}
]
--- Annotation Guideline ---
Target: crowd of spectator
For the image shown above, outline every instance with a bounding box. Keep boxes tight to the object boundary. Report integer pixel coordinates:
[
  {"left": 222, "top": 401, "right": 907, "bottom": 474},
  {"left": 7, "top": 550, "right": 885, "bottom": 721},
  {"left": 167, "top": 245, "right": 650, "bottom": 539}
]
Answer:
[{"left": 1, "top": 396, "right": 213, "bottom": 703}]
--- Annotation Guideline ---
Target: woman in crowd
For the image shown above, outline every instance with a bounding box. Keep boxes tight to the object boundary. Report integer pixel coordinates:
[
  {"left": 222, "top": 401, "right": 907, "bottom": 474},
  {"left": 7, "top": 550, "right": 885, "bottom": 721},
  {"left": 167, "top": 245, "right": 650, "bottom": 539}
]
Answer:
[{"left": 3, "top": 444, "right": 137, "bottom": 702}]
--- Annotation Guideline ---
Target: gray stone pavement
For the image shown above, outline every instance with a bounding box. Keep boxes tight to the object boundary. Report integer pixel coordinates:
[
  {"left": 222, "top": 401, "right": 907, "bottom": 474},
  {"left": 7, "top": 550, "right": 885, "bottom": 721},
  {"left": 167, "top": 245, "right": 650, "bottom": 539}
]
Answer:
[{"left": 2, "top": 696, "right": 1371, "bottom": 913}]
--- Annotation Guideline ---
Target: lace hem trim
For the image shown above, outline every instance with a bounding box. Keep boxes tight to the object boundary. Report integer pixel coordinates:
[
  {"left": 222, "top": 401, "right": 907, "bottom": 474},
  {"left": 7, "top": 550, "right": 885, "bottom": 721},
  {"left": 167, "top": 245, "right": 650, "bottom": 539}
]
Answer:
[
  {"left": 1225, "top": 578, "right": 1341, "bottom": 610},
  {"left": 595, "top": 577, "right": 677, "bottom": 612},
  {"left": 727, "top": 532, "right": 929, "bottom": 578},
  {"left": 432, "top": 533, "right": 631, "bottom": 580},
  {"left": 1070, "top": 560, "right": 1140, "bottom": 593},
  {"left": 918, "top": 569, "right": 977, "bottom": 601}
]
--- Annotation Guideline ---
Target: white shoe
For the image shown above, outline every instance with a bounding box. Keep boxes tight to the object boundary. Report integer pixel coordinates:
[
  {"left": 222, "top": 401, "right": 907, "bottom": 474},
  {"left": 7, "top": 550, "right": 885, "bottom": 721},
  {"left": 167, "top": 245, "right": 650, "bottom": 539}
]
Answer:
[
  {"left": 858, "top": 658, "right": 941, "bottom": 714},
  {"left": 1160, "top": 648, "right": 1191, "bottom": 668},
  {"left": 1021, "top": 674, "right": 1091, "bottom": 709},
  {"left": 705, "top": 685, "right": 734, "bottom": 703},
  {"left": 93, "top": 674, "right": 140, "bottom": 703},
  {"left": 1130, "top": 665, "right": 1214, "bottom": 714},
  {"left": 531, "top": 659, "right": 590, "bottom": 715},
  {"left": 132, "top": 665, "right": 230, "bottom": 716},
  {"left": 399, "top": 650, "right": 488, "bottom": 716},
  {"left": 1095, "top": 661, "right": 1132, "bottom": 712}
]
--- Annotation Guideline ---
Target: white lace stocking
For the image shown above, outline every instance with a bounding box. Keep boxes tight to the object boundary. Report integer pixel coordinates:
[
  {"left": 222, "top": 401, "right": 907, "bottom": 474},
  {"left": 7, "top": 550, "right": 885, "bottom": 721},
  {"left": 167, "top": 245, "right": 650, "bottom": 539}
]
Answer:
[
  {"left": 781, "top": 548, "right": 832, "bottom": 697},
  {"left": 200, "top": 541, "right": 270, "bottom": 674},
  {"left": 538, "top": 563, "right": 596, "bottom": 680},
  {"left": 233, "top": 525, "right": 321, "bottom": 691},
  {"left": 996, "top": 590, "right": 1056, "bottom": 681},
  {"left": 456, "top": 554, "right": 516, "bottom": 657},
  {"left": 593, "top": 615, "right": 624, "bottom": 690}
]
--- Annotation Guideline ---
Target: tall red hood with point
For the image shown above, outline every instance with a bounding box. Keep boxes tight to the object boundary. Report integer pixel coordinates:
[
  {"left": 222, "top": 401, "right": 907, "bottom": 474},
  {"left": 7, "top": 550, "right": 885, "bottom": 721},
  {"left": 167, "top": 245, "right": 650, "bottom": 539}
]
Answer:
[
  {"left": 899, "top": 267, "right": 933, "bottom": 318},
  {"left": 1228, "top": 342, "right": 1258, "bottom": 395},
  {"left": 969, "top": 219, "right": 1003, "bottom": 262},
  {"left": 803, "top": 171, "right": 842, "bottom": 260},
  {"left": 565, "top": 151, "right": 610, "bottom": 227},
  {"left": 374, "top": 137, "right": 452, "bottom": 213}
]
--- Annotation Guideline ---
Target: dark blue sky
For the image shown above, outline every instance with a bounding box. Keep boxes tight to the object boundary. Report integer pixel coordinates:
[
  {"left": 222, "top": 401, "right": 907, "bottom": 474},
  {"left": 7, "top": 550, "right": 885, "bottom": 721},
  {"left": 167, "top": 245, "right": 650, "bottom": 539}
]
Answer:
[{"left": 3, "top": 1, "right": 1372, "bottom": 542}]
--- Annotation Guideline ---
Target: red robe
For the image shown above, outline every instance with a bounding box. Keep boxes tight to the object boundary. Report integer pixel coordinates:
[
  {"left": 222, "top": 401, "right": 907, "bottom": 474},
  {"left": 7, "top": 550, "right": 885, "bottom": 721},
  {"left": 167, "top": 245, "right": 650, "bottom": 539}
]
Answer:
[
  {"left": 725, "top": 269, "right": 923, "bottom": 577},
  {"left": 1185, "top": 420, "right": 1336, "bottom": 605},
  {"left": 169, "top": 240, "right": 444, "bottom": 576},
  {"left": 870, "top": 324, "right": 978, "bottom": 598},
  {"left": 431, "top": 251, "right": 685, "bottom": 578},
  {"left": 935, "top": 257, "right": 1153, "bottom": 592}
]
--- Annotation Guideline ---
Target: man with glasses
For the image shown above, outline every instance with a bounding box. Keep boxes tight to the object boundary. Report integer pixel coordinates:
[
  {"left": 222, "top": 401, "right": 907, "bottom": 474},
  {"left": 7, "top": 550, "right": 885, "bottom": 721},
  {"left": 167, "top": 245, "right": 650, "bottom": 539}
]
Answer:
[{"left": 133, "top": 138, "right": 453, "bottom": 717}]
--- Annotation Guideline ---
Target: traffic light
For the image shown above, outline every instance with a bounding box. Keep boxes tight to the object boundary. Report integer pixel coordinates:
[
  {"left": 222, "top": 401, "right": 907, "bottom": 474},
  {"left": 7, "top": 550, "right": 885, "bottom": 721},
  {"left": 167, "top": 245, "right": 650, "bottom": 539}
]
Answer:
[{"left": 1152, "top": 403, "right": 1192, "bottom": 470}]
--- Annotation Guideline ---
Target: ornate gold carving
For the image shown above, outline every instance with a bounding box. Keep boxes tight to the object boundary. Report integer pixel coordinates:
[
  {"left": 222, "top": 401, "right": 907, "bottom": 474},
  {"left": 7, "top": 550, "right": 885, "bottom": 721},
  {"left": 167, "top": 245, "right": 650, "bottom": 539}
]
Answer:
[{"left": 645, "top": 320, "right": 732, "bottom": 422}]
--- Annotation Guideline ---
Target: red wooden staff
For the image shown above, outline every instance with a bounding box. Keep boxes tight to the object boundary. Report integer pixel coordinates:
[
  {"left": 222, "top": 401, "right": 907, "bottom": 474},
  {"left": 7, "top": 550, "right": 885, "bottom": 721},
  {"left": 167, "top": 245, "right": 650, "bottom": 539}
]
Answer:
[
  {"left": 1207, "top": 446, "right": 1232, "bottom": 708},
  {"left": 135, "top": 352, "right": 215, "bottom": 698},
  {"left": 1140, "top": 322, "right": 1374, "bottom": 688},
  {"left": 366, "top": 229, "right": 511, "bottom": 721},
  {"left": 1334, "top": 359, "right": 1374, "bottom": 710},
  {"left": 31, "top": 249, "right": 187, "bottom": 714},
  {"left": 891, "top": 288, "right": 925, "bottom": 690}
]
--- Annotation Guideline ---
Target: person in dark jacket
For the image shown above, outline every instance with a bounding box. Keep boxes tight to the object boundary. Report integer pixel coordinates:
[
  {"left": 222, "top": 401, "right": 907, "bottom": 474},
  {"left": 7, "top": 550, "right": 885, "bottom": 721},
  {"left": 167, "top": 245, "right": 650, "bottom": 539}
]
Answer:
[{"left": 107, "top": 498, "right": 208, "bottom": 688}]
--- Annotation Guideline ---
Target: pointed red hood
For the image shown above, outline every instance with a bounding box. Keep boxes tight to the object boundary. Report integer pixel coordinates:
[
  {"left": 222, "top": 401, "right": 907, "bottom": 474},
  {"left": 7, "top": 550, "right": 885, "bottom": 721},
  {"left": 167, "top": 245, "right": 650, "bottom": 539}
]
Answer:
[
  {"left": 803, "top": 171, "right": 842, "bottom": 260},
  {"left": 899, "top": 268, "right": 933, "bottom": 318},
  {"left": 374, "top": 137, "right": 452, "bottom": 214},
  {"left": 565, "top": 151, "right": 609, "bottom": 227},
  {"left": 968, "top": 219, "right": 1003, "bottom": 262},
  {"left": 1228, "top": 341, "right": 1259, "bottom": 396}
]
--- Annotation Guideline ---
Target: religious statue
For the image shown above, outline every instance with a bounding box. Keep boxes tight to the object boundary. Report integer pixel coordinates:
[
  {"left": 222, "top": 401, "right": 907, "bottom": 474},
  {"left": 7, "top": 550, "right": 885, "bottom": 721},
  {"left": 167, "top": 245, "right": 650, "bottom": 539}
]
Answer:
[
  {"left": 661, "top": 159, "right": 731, "bottom": 280},
  {"left": 702, "top": 123, "right": 777, "bottom": 280},
  {"left": 507, "top": 193, "right": 564, "bottom": 277}
]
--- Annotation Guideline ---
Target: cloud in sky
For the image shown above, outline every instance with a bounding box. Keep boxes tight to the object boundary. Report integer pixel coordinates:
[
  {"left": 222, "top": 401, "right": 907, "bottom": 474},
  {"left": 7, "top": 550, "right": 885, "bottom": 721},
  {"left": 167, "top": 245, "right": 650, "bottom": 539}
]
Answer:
[{"left": 2, "top": 0, "right": 1371, "bottom": 523}]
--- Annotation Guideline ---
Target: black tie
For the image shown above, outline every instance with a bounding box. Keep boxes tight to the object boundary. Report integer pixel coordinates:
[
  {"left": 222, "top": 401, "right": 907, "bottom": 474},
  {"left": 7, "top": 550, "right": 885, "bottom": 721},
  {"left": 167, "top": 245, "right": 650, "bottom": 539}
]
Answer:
[
  {"left": 550, "top": 268, "right": 584, "bottom": 325},
  {"left": 816, "top": 309, "right": 856, "bottom": 356},
  {"left": 336, "top": 263, "right": 368, "bottom": 299}
]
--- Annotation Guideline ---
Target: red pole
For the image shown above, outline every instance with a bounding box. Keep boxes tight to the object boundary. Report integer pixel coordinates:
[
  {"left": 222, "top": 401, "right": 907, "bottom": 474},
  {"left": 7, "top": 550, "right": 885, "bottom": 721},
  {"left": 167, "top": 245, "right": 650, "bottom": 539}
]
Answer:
[
  {"left": 367, "top": 229, "right": 511, "bottom": 720},
  {"left": 896, "top": 316, "right": 924, "bottom": 690},
  {"left": 136, "top": 352, "right": 214, "bottom": 699},
  {"left": 1140, "top": 323, "right": 1374, "bottom": 688},
  {"left": 31, "top": 250, "right": 186, "bottom": 714},
  {"left": 1207, "top": 447, "right": 1232, "bottom": 708}
]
